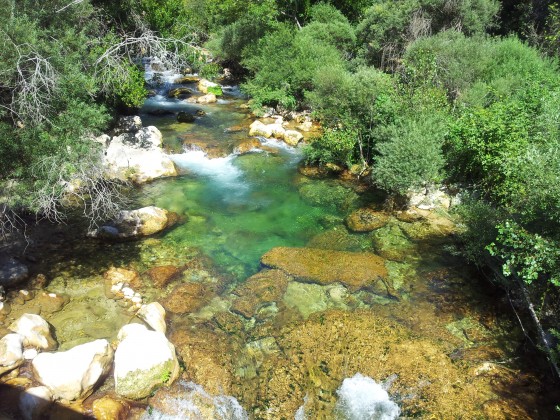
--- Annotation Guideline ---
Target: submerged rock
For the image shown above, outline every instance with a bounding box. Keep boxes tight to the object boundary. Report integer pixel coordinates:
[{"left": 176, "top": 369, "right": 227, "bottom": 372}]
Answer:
[
  {"left": 161, "top": 282, "right": 213, "bottom": 314},
  {"left": 231, "top": 269, "right": 290, "bottom": 319},
  {"left": 114, "top": 323, "right": 180, "bottom": 400},
  {"left": 261, "top": 247, "right": 388, "bottom": 292},
  {"left": 9, "top": 313, "right": 57, "bottom": 350},
  {"left": 90, "top": 206, "right": 177, "bottom": 240},
  {"left": 145, "top": 265, "right": 182, "bottom": 289},
  {"left": 0, "top": 257, "right": 29, "bottom": 288},
  {"left": 32, "top": 339, "right": 113, "bottom": 401},
  {"left": 345, "top": 208, "right": 389, "bottom": 232},
  {"left": 0, "top": 333, "right": 24, "bottom": 375},
  {"left": 176, "top": 111, "right": 195, "bottom": 123}
]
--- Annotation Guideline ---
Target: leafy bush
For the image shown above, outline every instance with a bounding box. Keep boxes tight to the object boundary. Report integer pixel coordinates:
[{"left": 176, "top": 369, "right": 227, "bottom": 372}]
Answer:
[
  {"left": 402, "top": 32, "right": 560, "bottom": 106},
  {"left": 356, "top": 0, "right": 500, "bottom": 67},
  {"left": 488, "top": 220, "right": 560, "bottom": 287},
  {"left": 304, "top": 128, "right": 358, "bottom": 167},
  {"left": 371, "top": 110, "right": 449, "bottom": 195}
]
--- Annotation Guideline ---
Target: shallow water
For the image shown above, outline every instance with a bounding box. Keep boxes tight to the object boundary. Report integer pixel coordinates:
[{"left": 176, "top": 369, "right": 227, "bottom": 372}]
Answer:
[{"left": 2, "top": 81, "right": 558, "bottom": 419}]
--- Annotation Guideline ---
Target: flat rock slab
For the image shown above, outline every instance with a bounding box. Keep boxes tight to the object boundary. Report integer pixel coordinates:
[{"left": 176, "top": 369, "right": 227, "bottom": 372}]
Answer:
[{"left": 261, "top": 247, "right": 388, "bottom": 292}]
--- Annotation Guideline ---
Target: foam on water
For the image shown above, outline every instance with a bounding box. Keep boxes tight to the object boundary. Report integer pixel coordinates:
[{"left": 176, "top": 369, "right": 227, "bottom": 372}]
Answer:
[
  {"left": 170, "top": 150, "right": 249, "bottom": 200},
  {"left": 143, "top": 381, "right": 248, "bottom": 420},
  {"left": 335, "top": 373, "right": 400, "bottom": 420}
]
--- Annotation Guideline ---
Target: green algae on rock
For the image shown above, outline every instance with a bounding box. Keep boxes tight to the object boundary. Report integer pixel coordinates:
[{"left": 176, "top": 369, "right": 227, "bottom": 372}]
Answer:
[
  {"left": 261, "top": 247, "right": 388, "bottom": 292},
  {"left": 345, "top": 208, "right": 390, "bottom": 232},
  {"left": 231, "top": 269, "right": 290, "bottom": 319}
]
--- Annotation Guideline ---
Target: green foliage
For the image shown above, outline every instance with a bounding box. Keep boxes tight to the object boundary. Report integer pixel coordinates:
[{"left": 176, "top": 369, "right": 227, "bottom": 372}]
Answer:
[
  {"left": 371, "top": 110, "right": 448, "bottom": 195},
  {"left": 453, "top": 198, "right": 504, "bottom": 265},
  {"left": 241, "top": 19, "right": 347, "bottom": 110},
  {"left": 113, "top": 64, "right": 148, "bottom": 109},
  {"left": 487, "top": 221, "right": 560, "bottom": 287},
  {"left": 206, "top": 1, "right": 279, "bottom": 66},
  {"left": 446, "top": 99, "right": 532, "bottom": 204},
  {"left": 356, "top": 0, "right": 500, "bottom": 67},
  {"left": 402, "top": 32, "right": 560, "bottom": 106},
  {"left": 308, "top": 66, "right": 399, "bottom": 164},
  {"left": 304, "top": 128, "right": 358, "bottom": 167}
]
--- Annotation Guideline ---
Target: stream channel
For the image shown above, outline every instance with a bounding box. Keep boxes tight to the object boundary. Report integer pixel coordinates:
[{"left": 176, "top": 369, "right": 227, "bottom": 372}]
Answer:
[{"left": 2, "top": 72, "right": 558, "bottom": 418}]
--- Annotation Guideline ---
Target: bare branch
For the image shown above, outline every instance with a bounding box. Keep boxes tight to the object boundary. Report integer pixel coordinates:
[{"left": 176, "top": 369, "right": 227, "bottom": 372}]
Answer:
[
  {"left": 31, "top": 150, "right": 129, "bottom": 230},
  {"left": 56, "top": 0, "right": 85, "bottom": 13},
  {"left": 12, "top": 48, "right": 58, "bottom": 126}
]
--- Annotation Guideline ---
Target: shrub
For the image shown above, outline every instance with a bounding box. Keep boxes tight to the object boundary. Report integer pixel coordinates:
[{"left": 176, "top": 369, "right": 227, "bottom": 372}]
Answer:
[{"left": 371, "top": 110, "right": 448, "bottom": 195}]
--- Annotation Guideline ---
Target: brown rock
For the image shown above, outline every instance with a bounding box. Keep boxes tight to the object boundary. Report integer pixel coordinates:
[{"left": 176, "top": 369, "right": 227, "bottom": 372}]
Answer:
[
  {"left": 145, "top": 266, "right": 181, "bottom": 289},
  {"left": 231, "top": 269, "right": 290, "bottom": 319},
  {"left": 174, "top": 76, "right": 200, "bottom": 84},
  {"left": 298, "top": 166, "right": 332, "bottom": 179},
  {"left": 261, "top": 247, "right": 387, "bottom": 292},
  {"left": 167, "top": 87, "right": 193, "bottom": 98},
  {"left": 233, "top": 138, "right": 262, "bottom": 155},
  {"left": 345, "top": 208, "right": 389, "bottom": 232},
  {"left": 29, "top": 274, "right": 48, "bottom": 290},
  {"left": 170, "top": 327, "right": 237, "bottom": 395},
  {"left": 92, "top": 396, "right": 129, "bottom": 420},
  {"left": 161, "top": 282, "right": 212, "bottom": 314}
]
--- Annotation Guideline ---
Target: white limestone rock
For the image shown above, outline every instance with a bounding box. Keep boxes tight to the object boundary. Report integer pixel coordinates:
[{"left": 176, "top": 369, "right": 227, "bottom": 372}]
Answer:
[
  {"left": 249, "top": 120, "right": 273, "bottom": 138},
  {"left": 114, "top": 323, "right": 179, "bottom": 399},
  {"left": 103, "top": 126, "right": 177, "bottom": 184},
  {"left": 89, "top": 206, "right": 175, "bottom": 240},
  {"left": 283, "top": 130, "right": 304, "bottom": 146},
  {"left": 197, "top": 93, "right": 217, "bottom": 104},
  {"left": 9, "top": 314, "right": 57, "bottom": 350},
  {"left": 19, "top": 386, "right": 53, "bottom": 420},
  {"left": 137, "top": 302, "right": 167, "bottom": 334},
  {"left": 32, "top": 339, "right": 113, "bottom": 401},
  {"left": 0, "top": 333, "right": 24, "bottom": 375}
]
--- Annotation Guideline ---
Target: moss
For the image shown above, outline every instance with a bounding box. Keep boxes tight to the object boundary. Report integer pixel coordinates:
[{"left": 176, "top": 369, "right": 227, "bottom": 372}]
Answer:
[
  {"left": 207, "top": 86, "right": 223, "bottom": 96},
  {"left": 116, "top": 358, "right": 179, "bottom": 400}
]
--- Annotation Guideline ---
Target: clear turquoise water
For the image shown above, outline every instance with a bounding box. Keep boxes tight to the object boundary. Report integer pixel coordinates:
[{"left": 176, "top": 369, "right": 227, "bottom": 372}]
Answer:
[{"left": 138, "top": 97, "right": 359, "bottom": 280}]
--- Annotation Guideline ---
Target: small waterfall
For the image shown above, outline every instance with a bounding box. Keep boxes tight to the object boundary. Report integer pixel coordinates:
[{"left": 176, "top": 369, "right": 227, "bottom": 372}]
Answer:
[
  {"left": 335, "top": 373, "right": 400, "bottom": 420},
  {"left": 170, "top": 150, "right": 249, "bottom": 202},
  {"left": 143, "top": 381, "right": 248, "bottom": 420}
]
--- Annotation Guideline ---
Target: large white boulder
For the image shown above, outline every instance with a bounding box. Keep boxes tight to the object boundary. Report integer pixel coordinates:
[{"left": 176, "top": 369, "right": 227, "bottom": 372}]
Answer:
[
  {"left": 0, "top": 333, "right": 24, "bottom": 375},
  {"left": 137, "top": 302, "right": 167, "bottom": 334},
  {"left": 103, "top": 126, "right": 177, "bottom": 184},
  {"left": 89, "top": 206, "right": 176, "bottom": 240},
  {"left": 249, "top": 120, "right": 273, "bottom": 138},
  {"left": 19, "top": 386, "right": 53, "bottom": 420},
  {"left": 9, "top": 314, "right": 57, "bottom": 350},
  {"left": 114, "top": 323, "right": 180, "bottom": 399},
  {"left": 32, "top": 339, "right": 113, "bottom": 401}
]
